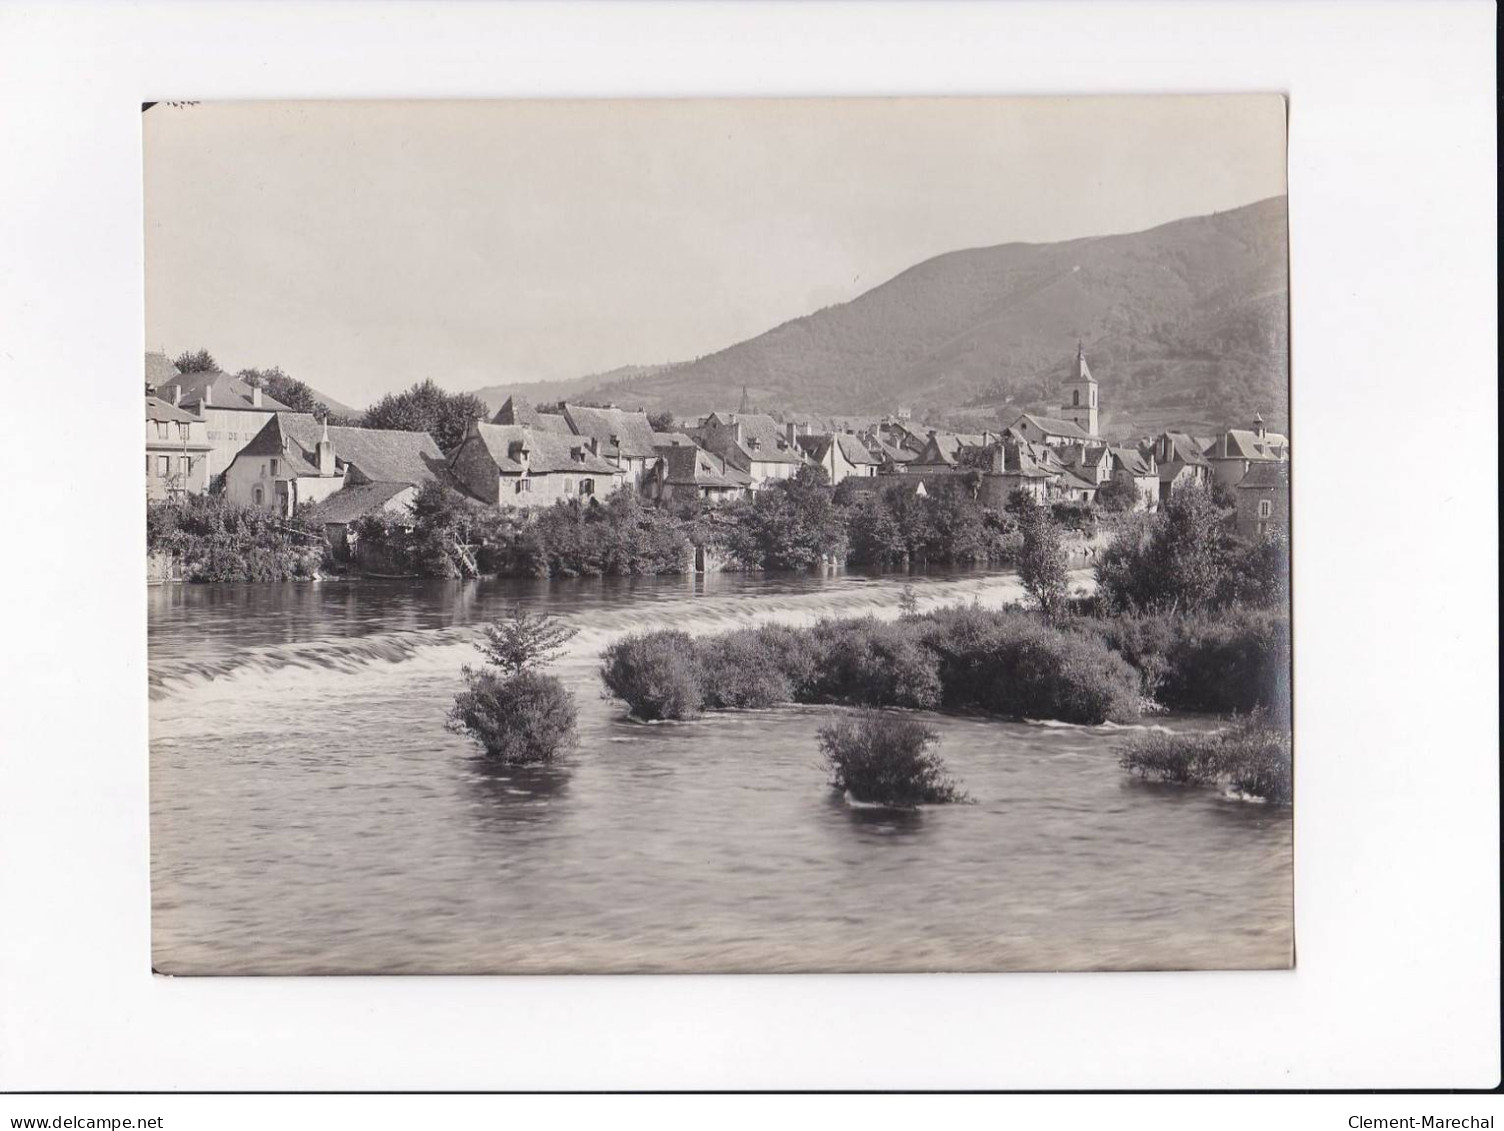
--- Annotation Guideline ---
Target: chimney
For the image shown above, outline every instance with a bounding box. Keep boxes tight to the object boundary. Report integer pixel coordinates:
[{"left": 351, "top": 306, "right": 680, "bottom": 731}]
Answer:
[
  {"left": 201, "top": 385, "right": 211, "bottom": 407},
  {"left": 317, "top": 417, "right": 336, "bottom": 477},
  {"left": 586, "top": 436, "right": 599, "bottom": 455},
  {"left": 250, "top": 385, "right": 263, "bottom": 408},
  {"left": 1253, "top": 412, "right": 1267, "bottom": 439},
  {"left": 786, "top": 421, "right": 799, "bottom": 447},
  {"left": 171, "top": 386, "right": 182, "bottom": 406}
]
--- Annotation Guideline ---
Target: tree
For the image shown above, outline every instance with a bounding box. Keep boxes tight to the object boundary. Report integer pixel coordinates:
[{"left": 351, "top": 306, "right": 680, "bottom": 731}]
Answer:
[
  {"left": 1016, "top": 499, "right": 1070, "bottom": 620},
  {"left": 363, "top": 379, "right": 486, "bottom": 454},
  {"left": 238, "top": 366, "right": 329, "bottom": 417},
  {"left": 173, "top": 348, "right": 218, "bottom": 373},
  {"left": 646, "top": 409, "right": 676, "bottom": 432},
  {"left": 447, "top": 607, "right": 580, "bottom": 764},
  {"left": 1095, "top": 475, "right": 1141, "bottom": 513},
  {"left": 475, "top": 607, "right": 579, "bottom": 677}
]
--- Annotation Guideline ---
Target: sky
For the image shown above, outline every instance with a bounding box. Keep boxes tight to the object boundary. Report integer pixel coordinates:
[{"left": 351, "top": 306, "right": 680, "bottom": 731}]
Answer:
[{"left": 144, "top": 96, "right": 1287, "bottom": 408}]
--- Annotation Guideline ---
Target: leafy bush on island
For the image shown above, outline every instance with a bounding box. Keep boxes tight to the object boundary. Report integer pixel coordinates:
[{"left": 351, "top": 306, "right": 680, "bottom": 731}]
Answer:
[
  {"left": 598, "top": 630, "right": 705, "bottom": 721},
  {"left": 1118, "top": 709, "right": 1292, "bottom": 804},
  {"left": 147, "top": 495, "right": 327, "bottom": 582},
  {"left": 447, "top": 608, "right": 579, "bottom": 763},
  {"left": 818, "top": 710, "right": 970, "bottom": 807},
  {"left": 803, "top": 617, "right": 943, "bottom": 709}
]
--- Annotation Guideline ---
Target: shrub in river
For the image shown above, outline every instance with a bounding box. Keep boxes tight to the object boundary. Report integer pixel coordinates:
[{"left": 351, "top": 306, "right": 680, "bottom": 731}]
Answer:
[
  {"left": 1119, "top": 710, "right": 1291, "bottom": 804},
  {"left": 920, "top": 606, "right": 1141, "bottom": 724},
  {"left": 805, "top": 617, "right": 943, "bottom": 709},
  {"left": 695, "top": 627, "right": 795, "bottom": 709},
  {"left": 599, "top": 630, "right": 704, "bottom": 720},
  {"left": 447, "top": 669, "right": 578, "bottom": 764},
  {"left": 818, "top": 710, "right": 969, "bottom": 807},
  {"left": 447, "top": 608, "right": 580, "bottom": 763}
]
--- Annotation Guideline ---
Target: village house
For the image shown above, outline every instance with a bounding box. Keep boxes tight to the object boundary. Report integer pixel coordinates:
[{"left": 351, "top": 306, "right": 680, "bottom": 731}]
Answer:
[
  {"left": 448, "top": 420, "right": 624, "bottom": 508},
  {"left": 1006, "top": 412, "right": 1097, "bottom": 449},
  {"left": 794, "top": 431, "right": 880, "bottom": 485},
  {"left": 223, "top": 413, "right": 445, "bottom": 516},
  {"left": 641, "top": 443, "right": 751, "bottom": 504},
  {"left": 145, "top": 396, "right": 214, "bottom": 499},
  {"left": 862, "top": 430, "right": 919, "bottom": 473},
  {"left": 491, "top": 396, "right": 574, "bottom": 434},
  {"left": 1204, "top": 413, "right": 1290, "bottom": 488},
  {"left": 690, "top": 412, "right": 806, "bottom": 488},
  {"left": 1234, "top": 461, "right": 1290, "bottom": 539},
  {"left": 1108, "top": 446, "right": 1160, "bottom": 510},
  {"left": 560, "top": 403, "right": 662, "bottom": 487},
  {"left": 1151, "top": 431, "right": 1214, "bottom": 504},
  {"left": 151, "top": 367, "right": 293, "bottom": 479}
]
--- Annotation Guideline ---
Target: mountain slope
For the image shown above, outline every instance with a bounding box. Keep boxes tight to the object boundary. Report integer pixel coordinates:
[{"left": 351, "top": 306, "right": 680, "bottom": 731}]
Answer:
[{"left": 578, "top": 196, "right": 1289, "bottom": 438}]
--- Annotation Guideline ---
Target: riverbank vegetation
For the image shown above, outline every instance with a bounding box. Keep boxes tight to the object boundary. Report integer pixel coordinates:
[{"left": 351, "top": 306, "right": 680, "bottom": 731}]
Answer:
[
  {"left": 446, "top": 609, "right": 579, "bottom": 763},
  {"left": 146, "top": 495, "right": 327, "bottom": 582},
  {"left": 819, "top": 710, "right": 970, "bottom": 807}
]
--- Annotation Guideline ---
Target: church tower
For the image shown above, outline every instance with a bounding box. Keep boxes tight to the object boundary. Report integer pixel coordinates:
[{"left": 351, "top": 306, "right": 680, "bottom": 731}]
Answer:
[{"left": 1061, "top": 343, "right": 1099, "bottom": 437}]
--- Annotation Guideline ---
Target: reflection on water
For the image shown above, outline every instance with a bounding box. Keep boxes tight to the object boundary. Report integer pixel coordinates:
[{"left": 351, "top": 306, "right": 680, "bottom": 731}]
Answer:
[{"left": 148, "top": 568, "right": 1292, "bottom": 975}]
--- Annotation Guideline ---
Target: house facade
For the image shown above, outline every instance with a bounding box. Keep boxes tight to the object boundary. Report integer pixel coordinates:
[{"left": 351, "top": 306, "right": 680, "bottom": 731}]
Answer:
[
  {"left": 151, "top": 369, "right": 293, "bottom": 480},
  {"left": 1152, "top": 432, "right": 1214, "bottom": 504},
  {"left": 795, "top": 431, "right": 880, "bottom": 484},
  {"left": 1234, "top": 462, "right": 1290, "bottom": 539},
  {"left": 691, "top": 412, "right": 805, "bottom": 488},
  {"left": 642, "top": 444, "right": 750, "bottom": 504},
  {"left": 449, "top": 421, "right": 625, "bottom": 508},
  {"left": 224, "top": 413, "right": 444, "bottom": 515},
  {"left": 145, "top": 396, "right": 214, "bottom": 499},
  {"left": 1204, "top": 415, "right": 1290, "bottom": 488},
  {"left": 561, "top": 403, "right": 662, "bottom": 487}
]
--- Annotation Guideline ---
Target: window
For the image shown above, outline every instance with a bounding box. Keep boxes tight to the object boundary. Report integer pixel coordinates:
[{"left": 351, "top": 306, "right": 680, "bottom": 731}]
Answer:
[
  {"left": 157, "top": 421, "right": 169, "bottom": 439},
  {"left": 564, "top": 477, "right": 575, "bottom": 495},
  {"left": 157, "top": 456, "right": 171, "bottom": 477},
  {"left": 580, "top": 478, "right": 594, "bottom": 496},
  {"left": 270, "top": 458, "right": 279, "bottom": 476},
  {"left": 516, "top": 479, "right": 532, "bottom": 494},
  {"left": 253, "top": 487, "right": 263, "bottom": 505},
  {"left": 1258, "top": 499, "right": 1273, "bottom": 519},
  {"left": 145, "top": 455, "right": 152, "bottom": 474},
  {"left": 1073, "top": 390, "right": 1080, "bottom": 406},
  {"left": 180, "top": 456, "right": 192, "bottom": 478}
]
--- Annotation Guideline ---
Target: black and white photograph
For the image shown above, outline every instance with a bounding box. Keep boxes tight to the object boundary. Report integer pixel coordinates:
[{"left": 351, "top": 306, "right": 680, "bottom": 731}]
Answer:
[{"left": 145, "top": 96, "right": 1293, "bottom": 976}]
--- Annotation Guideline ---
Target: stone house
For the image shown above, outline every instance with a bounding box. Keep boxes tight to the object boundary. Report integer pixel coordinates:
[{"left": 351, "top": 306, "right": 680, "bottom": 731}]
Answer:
[
  {"left": 642, "top": 444, "right": 751, "bottom": 504},
  {"left": 1234, "top": 462, "right": 1290, "bottom": 539},
  {"left": 224, "top": 413, "right": 445, "bottom": 516},
  {"left": 1108, "top": 446, "right": 1160, "bottom": 511},
  {"left": 561, "top": 403, "right": 662, "bottom": 488},
  {"left": 151, "top": 369, "right": 293, "bottom": 480},
  {"left": 1006, "top": 412, "right": 1097, "bottom": 449},
  {"left": 690, "top": 412, "right": 806, "bottom": 488},
  {"left": 145, "top": 396, "right": 213, "bottom": 499},
  {"left": 795, "top": 431, "right": 881, "bottom": 484},
  {"left": 449, "top": 421, "right": 625, "bottom": 508},
  {"left": 1152, "top": 432, "right": 1214, "bottom": 504},
  {"left": 1204, "top": 414, "right": 1290, "bottom": 488}
]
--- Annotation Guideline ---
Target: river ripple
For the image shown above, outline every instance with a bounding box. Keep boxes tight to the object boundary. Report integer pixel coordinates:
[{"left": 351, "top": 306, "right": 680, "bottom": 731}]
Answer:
[{"left": 149, "top": 568, "right": 1292, "bottom": 974}]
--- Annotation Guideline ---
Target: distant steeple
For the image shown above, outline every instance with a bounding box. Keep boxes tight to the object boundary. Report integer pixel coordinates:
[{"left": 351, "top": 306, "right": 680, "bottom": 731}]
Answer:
[{"left": 1062, "top": 343, "right": 1100, "bottom": 438}]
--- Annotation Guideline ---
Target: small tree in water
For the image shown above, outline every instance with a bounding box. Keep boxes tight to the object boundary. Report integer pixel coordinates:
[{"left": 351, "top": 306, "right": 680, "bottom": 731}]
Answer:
[
  {"left": 1016, "top": 499, "right": 1069, "bottom": 620},
  {"left": 447, "top": 607, "right": 579, "bottom": 763}
]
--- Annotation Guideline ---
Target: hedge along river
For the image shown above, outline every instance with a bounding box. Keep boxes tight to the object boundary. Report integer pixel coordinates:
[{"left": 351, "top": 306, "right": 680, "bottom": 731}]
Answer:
[{"left": 148, "top": 567, "right": 1293, "bottom": 975}]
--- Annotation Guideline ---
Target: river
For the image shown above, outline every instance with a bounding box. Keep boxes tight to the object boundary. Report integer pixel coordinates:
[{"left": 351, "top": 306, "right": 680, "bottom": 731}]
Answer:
[{"left": 148, "top": 568, "right": 1293, "bottom": 975}]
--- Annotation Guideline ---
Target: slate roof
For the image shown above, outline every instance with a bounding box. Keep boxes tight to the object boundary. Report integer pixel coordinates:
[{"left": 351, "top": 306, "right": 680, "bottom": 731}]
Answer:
[
  {"left": 656, "top": 445, "right": 750, "bottom": 490},
  {"left": 1009, "top": 413, "right": 1095, "bottom": 442},
  {"left": 471, "top": 422, "right": 622, "bottom": 476},
  {"left": 1057, "top": 470, "right": 1100, "bottom": 493},
  {"left": 1110, "top": 447, "right": 1155, "bottom": 477},
  {"left": 242, "top": 413, "right": 444, "bottom": 485},
  {"left": 144, "top": 352, "right": 180, "bottom": 387},
  {"left": 1207, "top": 429, "right": 1284, "bottom": 461},
  {"left": 562, "top": 403, "right": 659, "bottom": 459},
  {"left": 301, "top": 481, "right": 414, "bottom": 525},
  {"left": 651, "top": 431, "right": 697, "bottom": 448},
  {"left": 1236, "top": 462, "right": 1290, "bottom": 490},
  {"left": 867, "top": 436, "right": 917, "bottom": 464},
  {"left": 694, "top": 412, "right": 804, "bottom": 466},
  {"left": 492, "top": 396, "right": 573, "bottom": 434},
  {"left": 155, "top": 370, "right": 293, "bottom": 412},
  {"left": 1160, "top": 432, "right": 1211, "bottom": 467},
  {"left": 145, "top": 395, "right": 200, "bottom": 424}
]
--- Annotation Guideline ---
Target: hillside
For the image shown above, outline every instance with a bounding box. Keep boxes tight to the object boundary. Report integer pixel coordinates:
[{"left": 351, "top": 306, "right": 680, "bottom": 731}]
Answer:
[
  {"left": 471, "top": 365, "right": 676, "bottom": 416},
  {"left": 562, "top": 196, "right": 1290, "bottom": 439}
]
